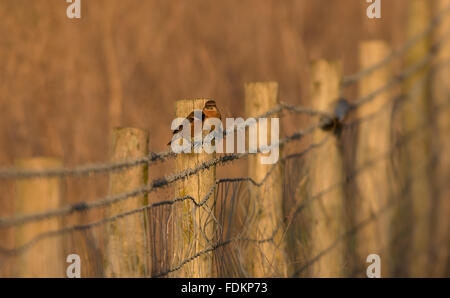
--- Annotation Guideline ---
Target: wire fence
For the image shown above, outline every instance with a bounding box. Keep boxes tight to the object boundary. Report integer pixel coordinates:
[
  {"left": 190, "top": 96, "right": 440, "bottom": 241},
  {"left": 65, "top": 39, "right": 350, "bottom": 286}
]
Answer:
[{"left": 0, "top": 5, "right": 449, "bottom": 278}]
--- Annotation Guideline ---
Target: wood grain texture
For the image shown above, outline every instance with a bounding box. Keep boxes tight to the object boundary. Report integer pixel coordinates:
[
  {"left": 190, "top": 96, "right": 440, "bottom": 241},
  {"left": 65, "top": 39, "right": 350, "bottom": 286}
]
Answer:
[
  {"left": 14, "top": 157, "right": 63, "bottom": 277},
  {"left": 244, "top": 82, "right": 289, "bottom": 277},
  {"left": 307, "top": 61, "right": 346, "bottom": 277},
  {"left": 104, "top": 127, "right": 149, "bottom": 277},
  {"left": 172, "top": 99, "right": 216, "bottom": 277},
  {"left": 403, "top": 0, "right": 433, "bottom": 277},
  {"left": 355, "top": 41, "right": 395, "bottom": 277},
  {"left": 431, "top": 0, "right": 450, "bottom": 278}
]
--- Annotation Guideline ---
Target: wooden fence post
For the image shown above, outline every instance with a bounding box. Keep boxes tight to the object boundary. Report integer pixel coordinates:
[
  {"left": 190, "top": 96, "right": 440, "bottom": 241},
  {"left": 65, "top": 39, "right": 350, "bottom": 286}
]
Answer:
[
  {"left": 244, "top": 82, "right": 289, "bottom": 277},
  {"left": 172, "top": 99, "right": 216, "bottom": 278},
  {"left": 0, "top": 183, "right": 14, "bottom": 277},
  {"left": 104, "top": 127, "right": 149, "bottom": 277},
  {"left": 70, "top": 212, "right": 103, "bottom": 278},
  {"left": 307, "top": 61, "right": 345, "bottom": 277},
  {"left": 403, "top": 0, "right": 433, "bottom": 277},
  {"left": 355, "top": 41, "right": 394, "bottom": 277},
  {"left": 431, "top": 0, "right": 450, "bottom": 278},
  {"left": 14, "top": 157, "right": 64, "bottom": 277}
]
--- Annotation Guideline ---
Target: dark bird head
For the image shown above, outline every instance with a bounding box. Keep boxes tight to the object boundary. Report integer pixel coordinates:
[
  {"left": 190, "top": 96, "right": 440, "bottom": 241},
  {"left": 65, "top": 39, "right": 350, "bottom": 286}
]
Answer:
[{"left": 203, "top": 100, "right": 217, "bottom": 111}]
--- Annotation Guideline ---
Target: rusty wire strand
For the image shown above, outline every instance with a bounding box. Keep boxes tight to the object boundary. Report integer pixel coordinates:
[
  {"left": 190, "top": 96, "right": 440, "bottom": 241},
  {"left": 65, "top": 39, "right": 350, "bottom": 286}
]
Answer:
[
  {"left": 156, "top": 141, "right": 442, "bottom": 278},
  {"left": 1, "top": 87, "right": 446, "bottom": 257},
  {"left": 0, "top": 104, "right": 331, "bottom": 180},
  {"left": 0, "top": 137, "right": 330, "bottom": 255},
  {"left": 341, "top": 4, "right": 450, "bottom": 86},
  {"left": 0, "top": 121, "right": 323, "bottom": 228},
  {"left": 0, "top": 56, "right": 446, "bottom": 228},
  {"left": 1, "top": 29, "right": 448, "bottom": 180}
]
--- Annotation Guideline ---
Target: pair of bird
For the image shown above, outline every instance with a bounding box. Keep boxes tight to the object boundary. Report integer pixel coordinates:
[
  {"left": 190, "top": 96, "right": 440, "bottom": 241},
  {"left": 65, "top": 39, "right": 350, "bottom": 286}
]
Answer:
[{"left": 168, "top": 100, "right": 222, "bottom": 146}]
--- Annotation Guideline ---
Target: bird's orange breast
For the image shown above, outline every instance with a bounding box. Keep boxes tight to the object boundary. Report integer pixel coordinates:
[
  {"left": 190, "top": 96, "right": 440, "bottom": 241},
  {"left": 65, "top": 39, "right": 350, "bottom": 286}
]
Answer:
[{"left": 203, "top": 109, "right": 221, "bottom": 120}]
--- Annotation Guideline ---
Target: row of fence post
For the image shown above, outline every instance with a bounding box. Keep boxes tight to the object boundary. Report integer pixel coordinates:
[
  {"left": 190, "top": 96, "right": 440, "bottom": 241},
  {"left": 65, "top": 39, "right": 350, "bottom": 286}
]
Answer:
[{"left": 3, "top": 0, "right": 450, "bottom": 278}]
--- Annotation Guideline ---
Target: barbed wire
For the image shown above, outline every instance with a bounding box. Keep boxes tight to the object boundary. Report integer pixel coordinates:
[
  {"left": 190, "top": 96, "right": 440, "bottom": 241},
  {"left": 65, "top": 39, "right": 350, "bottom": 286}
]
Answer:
[
  {"left": 1, "top": 9, "right": 450, "bottom": 277},
  {"left": 291, "top": 154, "right": 437, "bottom": 277},
  {"left": 139, "top": 32, "right": 450, "bottom": 276},
  {"left": 0, "top": 149, "right": 176, "bottom": 180},
  {"left": 348, "top": 213, "right": 448, "bottom": 277},
  {"left": 287, "top": 93, "right": 450, "bottom": 277},
  {"left": 2, "top": 85, "right": 447, "bottom": 257},
  {"left": 1, "top": 20, "right": 448, "bottom": 181},
  {"left": 1, "top": 98, "right": 447, "bottom": 281},
  {"left": 250, "top": 93, "right": 448, "bottom": 262},
  {"left": 1, "top": 51, "right": 448, "bottom": 229},
  {"left": 155, "top": 128, "right": 442, "bottom": 278},
  {"left": 317, "top": 167, "right": 450, "bottom": 278},
  {"left": 341, "top": 4, "right": 450, "bottom": 86},
  {"left": 0, "top": 122, "right": 321, "bottom": 228},
  {"left": 151, "top": 239, "right": 234, "bottom": 278},
  {"left": 351, "top": 33, "right": 450, "bottom": 109},
  {"left": 226, "top": 90, "right": 434, "bottom": 249},
  {"left": 0, "top": 103, "right": 332, "bottom": 180},
  {"left": 0, "top": 136, "right": 331, "bottom": 255}
]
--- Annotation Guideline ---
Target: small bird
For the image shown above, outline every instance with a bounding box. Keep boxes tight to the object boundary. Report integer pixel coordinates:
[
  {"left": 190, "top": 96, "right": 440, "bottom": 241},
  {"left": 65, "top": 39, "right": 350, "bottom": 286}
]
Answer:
[
  {"left": 203, "top": 100, "right": 222, "bottom": 131},
  {"left": 203, "top": 100, "right": 222, "bottom": 122},
  {"left": 168, "top": 100, "right": 221, "bottom": 146}
]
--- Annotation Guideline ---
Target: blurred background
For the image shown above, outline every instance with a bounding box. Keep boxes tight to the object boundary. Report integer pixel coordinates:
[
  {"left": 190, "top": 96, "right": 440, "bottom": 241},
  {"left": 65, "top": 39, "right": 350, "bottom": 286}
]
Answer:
[
  {"left": 0, "top": 0, "right": 410, "bottom": 207},
  {"left": 0, "top": 0, "right": 448, "bottom": 278},
  {"left": 0, "top": 0, "right": 408, "bottom": 167}
]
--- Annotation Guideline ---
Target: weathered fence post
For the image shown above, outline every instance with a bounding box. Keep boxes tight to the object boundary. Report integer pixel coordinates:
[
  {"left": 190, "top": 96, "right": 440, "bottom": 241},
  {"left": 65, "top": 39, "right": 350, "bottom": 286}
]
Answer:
[
  {"left": 172, "top": 99, "right": 216, "bottom": 278},
  {"left": 71, "top": 211, "right": 103, "bottom": 278},
  {"left": 307, "top": 61, "right": 345, "bottom": 277},
  {"left": 403, "top": 0, "right": 433, "bottom": 277},
  {"left": 355, "top": 41, "right": 394, "bottom": 277},
  {"left": 0, "top": 183, "right": 14, "bottom": 277},
  {"left": 244, "top": 82, "right": 289, "bottom": 277},
  {"left": 104, "top": 127, "right": 149, "bottom": 277},
  {"left": 14, "top": 157, "right": 63, "bottom": 277},
  {"left": 431, "top": 0, "right": 450, "bottom": 278}
]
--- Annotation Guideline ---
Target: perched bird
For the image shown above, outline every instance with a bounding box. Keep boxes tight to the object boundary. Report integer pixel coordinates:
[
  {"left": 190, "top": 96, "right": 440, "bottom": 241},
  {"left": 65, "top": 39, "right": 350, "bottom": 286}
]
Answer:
[
  {"left": 168, "top": 100, "right": 221, "bottom": 146},
  {"left": 203, "top": 100, "right": 222, "bottom": 122}
]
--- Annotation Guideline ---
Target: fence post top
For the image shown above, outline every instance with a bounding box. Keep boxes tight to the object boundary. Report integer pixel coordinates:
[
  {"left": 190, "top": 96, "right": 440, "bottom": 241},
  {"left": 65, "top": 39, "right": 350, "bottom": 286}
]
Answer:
[
  {"left": 176, "top": 99, "right": 213, "bottom": 104},
  {"left": 112, "top": 127, "right": 148, "bottom": 134},
  {"left": 245, "top": 81, "right": 279, "bottom": 89},
  {"left": 244, "top": 81, "right": 278, "bottom": 87},
  {"left": 244, "top": 82, "right": 279, "bottom": 97},
  {"left": 176, "top": 99, "right": 215, "bottom": 115},
  {"left": 359, "top": 39, "right": 388, "bottom": 45},
  {"left": 359, "top": 40, "right": 390, "bottom": 51},
  {"left": 310, "top": 59, "right": 342, "bottom": 68}
]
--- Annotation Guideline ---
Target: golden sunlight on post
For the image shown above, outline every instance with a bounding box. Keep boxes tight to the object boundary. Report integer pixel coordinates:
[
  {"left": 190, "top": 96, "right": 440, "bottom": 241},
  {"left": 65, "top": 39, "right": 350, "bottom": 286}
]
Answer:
[
  {"left": 14, "top": 157, "right": 63, "bottom": 277},
  {"left": 431, "top": 0, "right": 450, "bottom": 278},
  {"left": 104, "top": 127, "right": 149, "bottom": 277},
  {"left": 244, "top": 82, "right": 289, "bottom": 277},
  {"left": 172, "top": 99, "right": 216, "bottom": 278},
  {"left": 403, "top": 0, "right": 433, "bottom": 278},
  {"left": 307, "top": 61, "right": 346, "bottom": 277},
  {"left": 355, "top": 41, "right": 395, "bottom": 277}
]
